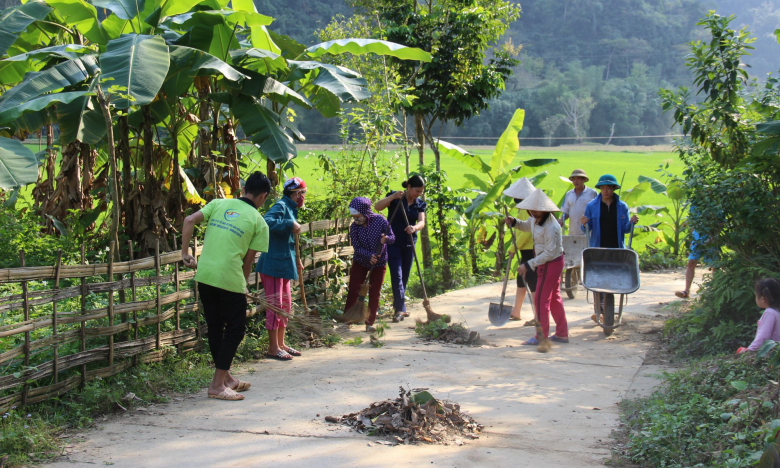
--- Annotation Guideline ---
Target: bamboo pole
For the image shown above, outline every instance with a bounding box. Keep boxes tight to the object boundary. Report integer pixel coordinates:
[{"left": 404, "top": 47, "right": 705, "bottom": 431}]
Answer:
[
  {"left": 193, "top": 237, "right": 200, "bottom": 341},
  {"left": 128, "top": 241, "right": 138, "bottom": 367},
  {"left": 155, "top": 240, "right": 161, "bottom": 350},
  {"left": 79, "top": 245, "right": 87, "bottom": 388},
  {"left": 107, "top": 242, "right": 115, "bottom": 366},
  {"left": 52, "top": 250, "right": 62, "bottom": 384},
  {"left": 20, "top": 250, "right": 30, "bottom": 407},
  {"left": 172, "top": 235, "right": 181, "bottom": 331}
]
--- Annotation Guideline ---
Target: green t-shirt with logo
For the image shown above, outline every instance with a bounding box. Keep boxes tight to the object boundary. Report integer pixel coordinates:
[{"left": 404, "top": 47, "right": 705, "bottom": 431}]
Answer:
[{"left": 194, "top": 198, "right": 269, "bottom": 293}]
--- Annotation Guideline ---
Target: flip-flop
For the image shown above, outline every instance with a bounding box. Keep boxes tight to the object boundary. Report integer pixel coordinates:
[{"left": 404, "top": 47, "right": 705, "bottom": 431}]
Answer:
[
  {"left": 675, "top": 290, "right": 689, "bottom": 299},
  {"left": 266, "top": 350, "right": 293, "bottom": 361},
  {"left": 208, "top": 388, "right": 244, "bottom": 401},
  {"left": 523, "top": 320, "right": 536, "bottom": 327},
  {"left": 233, "top": 380, "right": 251, "bottom": 392},
  {"left": 521, "top": 337, "right": 539, "bottom": 346},
  {"left": 550, "top": 335, "right": 569, "bottom": 343},
  {"left": 283, "top": 347, "right": 302, "bottom": 357},
  {"left": 509, "top": 316, "right": 522, "bottom": 321}
]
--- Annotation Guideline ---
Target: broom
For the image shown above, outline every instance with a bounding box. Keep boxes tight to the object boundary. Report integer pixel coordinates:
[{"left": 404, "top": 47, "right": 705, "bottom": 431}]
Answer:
[
  {"left": 245, "top": 291, "right": 325, "bottom": 338},
  {"left": 334, "top": 223, "right": 392, "bottom": 324},
  {"left": 398, "top": 195, "right": 448, "bottom": 324}
]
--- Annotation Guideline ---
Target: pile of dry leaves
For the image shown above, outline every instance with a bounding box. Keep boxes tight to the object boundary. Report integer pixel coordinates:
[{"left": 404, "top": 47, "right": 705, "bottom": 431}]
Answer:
[
  {"left": 325, "top": 387, "right": 482, "bottom": 445},
  {"left": 414, "top": 319, "right": 487, "bottom": 346}
]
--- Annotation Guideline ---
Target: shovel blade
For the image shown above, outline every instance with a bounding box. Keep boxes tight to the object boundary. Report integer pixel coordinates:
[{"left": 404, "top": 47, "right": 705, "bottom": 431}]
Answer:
[{"left": 488, "top": 302, "right": 514, "bottom": 327}]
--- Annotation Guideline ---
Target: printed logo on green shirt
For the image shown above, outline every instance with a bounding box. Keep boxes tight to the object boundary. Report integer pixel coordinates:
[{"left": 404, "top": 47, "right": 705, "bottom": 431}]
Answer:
[{"left": 224, "top": 210, "right": 241, "bottom": 221}]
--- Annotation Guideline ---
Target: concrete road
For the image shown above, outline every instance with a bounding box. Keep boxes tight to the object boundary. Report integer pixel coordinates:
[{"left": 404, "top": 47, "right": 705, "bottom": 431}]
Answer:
[{"left": 48, "top": 269, "right": 695, "bottom": 468}]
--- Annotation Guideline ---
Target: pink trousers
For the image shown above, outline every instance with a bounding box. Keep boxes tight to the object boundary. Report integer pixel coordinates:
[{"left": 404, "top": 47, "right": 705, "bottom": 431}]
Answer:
[
  {"left": 261, "top": 274, "right": 291, "bottom": 330},
  {"left": 534, "top": 255, "right": 568, "bottom": 338}
]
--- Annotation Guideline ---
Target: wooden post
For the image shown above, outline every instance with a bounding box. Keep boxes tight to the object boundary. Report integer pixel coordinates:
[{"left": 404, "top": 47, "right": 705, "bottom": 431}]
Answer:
[
  {"left": 322, "top": 222, "right": 330, "bottom": 298},
  {"left": 107, "top": 242, "right": 115, "bottom": 366},
  {"left": 128, "top": 241, "right": 138, "bottom": 366},
  {"left": 173, "top": 235, "right": 181, "bottom": 331},
  {"left": 52, "top": 250, "right": 63, "bottom": 384},
  {"left": 155, "top": 240, "right": 162, "bottom": 350},
  {"left": 193, "top": 237, "right": 200, "bottom": 340},
  {"left": 20, "top": 250, "right": 30, "bottom": 407},
  {"left": 79, "top": 245, "right": 87, "bottom": 388}
]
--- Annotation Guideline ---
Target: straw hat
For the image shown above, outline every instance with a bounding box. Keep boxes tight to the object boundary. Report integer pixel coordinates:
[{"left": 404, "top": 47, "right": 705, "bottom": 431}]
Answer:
[
  {"left": 569, "top": 169, "right": 589, "bottom": 182},
  {"left": 516, "top": 188, "right": 560, "bottom": 212},
  {"left": 502, "top": 177, "right": 535, "bottom": 199}
]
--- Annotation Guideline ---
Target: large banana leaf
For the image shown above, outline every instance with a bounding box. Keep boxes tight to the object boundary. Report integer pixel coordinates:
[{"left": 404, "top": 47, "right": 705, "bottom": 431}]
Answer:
[
  {"left": 230, "top": 48, "right": 287, "bottom": 74},
  {"left": 250, "top": 25, "right": 280, "bottom": 54},
  {"left": 512, "top": 158, "right": 559, "bottom": 177},
  {"left": 468, "top": 173, "right": 512, "bottom": 220},
  {"left": 239, "top": 72, "right": 311, "bottom": 109},
  {"left": 0, "top": 1, "right": 52, "bottom": 57},
  {"left": 164, "top": 45, "right": 246, "bottom": 96},
  {"left": 489, "top": 109, "right": 525, "bottom": 179},
  {"left": 57, "top": 85, "right": 107, "bottom": 145},
  {"left": 0, "top": 55, "right": 98, "bottom": 114},
  {"left": 101, "top": 34, "right": 170, "bottom": 108},
  {"left": 637, "top": 175, "right": 667, "bottom": 195},
  {"left": 463, "top": 174, "right": 490, "bottom": 191},
  {"left": 174, "top": 22, "right": 240, "bottom": 60},
  {"left": 270, "top": 30, "right": 306, "bottom": 58},
  {"left": 232, "top": 98, "right": 295, "bottom": 163},
  {"left": 0, "top": 90, "right": 92, "bottom": 124},
  {"left": 291, "top": 61, "right": 369, "bottom": 105},
  {"left": 622, "top": 181, "right": 651, "bottom": 207},
  {"left": 437, "top": 139, "right": 490, "bottom": 173},
  {"left": 0, "top": 137, "right": 38, "bottom": 189},
  {"left": 2, "top": 44, "right": 95, "bottom": 62},
  {"left": 14, "top": 107, "right": 55, "bottom": 132},
  {"left": 305, "top": 39, "right": 432, "bottom": 62},
  {"left": 162, "top": 10, "right": 273, "bottom": 29},
  {"left": 309, "top": 87, "right": 340, "bottom": 118},
  {"left": 92, "top": 0, "right": 145, "bottom": 21},
  {"left": 46, "top": 0, "right": 108, "bottom": 44}
]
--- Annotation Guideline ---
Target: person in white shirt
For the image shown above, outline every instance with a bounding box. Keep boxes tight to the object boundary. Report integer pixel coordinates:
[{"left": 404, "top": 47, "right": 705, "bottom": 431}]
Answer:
[
  {"left": 505, "top": 189, "right": 569, "bottom": 346},
  {"left": 559, "top": 169, "right": 598, "bottom": 234}
]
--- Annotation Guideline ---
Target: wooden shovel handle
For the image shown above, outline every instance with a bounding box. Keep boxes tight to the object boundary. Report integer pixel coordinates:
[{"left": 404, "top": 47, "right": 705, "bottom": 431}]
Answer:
[{"left": 294, "top": 232, "right": 308, "bottom": 309}]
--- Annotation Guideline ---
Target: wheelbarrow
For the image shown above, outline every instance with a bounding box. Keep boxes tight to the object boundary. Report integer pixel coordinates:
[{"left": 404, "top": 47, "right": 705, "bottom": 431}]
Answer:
[
  {"left": 561, "top": 235, "right": 587, "bottom": 299},
  {"left": 581, "top": 226, "right": 640, "bottom": 336}
]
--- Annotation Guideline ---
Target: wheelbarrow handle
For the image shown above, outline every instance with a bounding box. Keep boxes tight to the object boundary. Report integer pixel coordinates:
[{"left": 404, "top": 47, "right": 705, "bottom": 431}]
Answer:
[{"left": 628, "top": 222, "right": 635, "bottom": 250}]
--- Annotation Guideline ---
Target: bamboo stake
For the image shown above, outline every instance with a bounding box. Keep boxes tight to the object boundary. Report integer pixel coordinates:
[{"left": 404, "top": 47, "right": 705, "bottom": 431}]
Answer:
[
  {"left": 107, "top": 242, "right": 115, "bottom": 366},
  {"left": 155, "top": 240, "right": 161, "bottom": 350},
  {"left": 172, "top": 235, "right": 181, "bottom": 331},
  {"left": 20, "top": 250, "right": 29, "bottom": 407},
  {"left": 79, "top": 245, "right": 87, "bottom": 388},
  {"left": 52, "top": 250, "right": 62, "bottom": 384},
  {"left": 128, "top": 241, "right": 139, "bottom": 367},
  {"left": 193, "top": 237, "right": 200, "bottom": 340}
]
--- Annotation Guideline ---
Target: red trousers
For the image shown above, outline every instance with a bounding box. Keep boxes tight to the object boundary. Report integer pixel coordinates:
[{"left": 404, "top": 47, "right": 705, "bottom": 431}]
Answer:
[
  {"left": 344, "top": 263, "right": 386, "bottom": 326},
  {"left": 534, "top": 255, "right": 568, "bottom": 338}
]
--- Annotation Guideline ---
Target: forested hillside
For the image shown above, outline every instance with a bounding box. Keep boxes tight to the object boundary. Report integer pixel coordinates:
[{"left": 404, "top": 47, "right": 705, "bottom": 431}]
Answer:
[{"left": 261, "top": 0, "right": 779, "bottom": 144}]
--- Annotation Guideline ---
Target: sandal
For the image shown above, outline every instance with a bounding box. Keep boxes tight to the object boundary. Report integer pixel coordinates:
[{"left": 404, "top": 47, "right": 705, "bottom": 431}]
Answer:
[
  {"left": 233, "top": 380, "right": 251, "bottom": 392},
  {"left": 549, "top": 335, "right": 569, "bottom": 344},
  {"left": 521, "top": 337, "right": 539, "bottom": 346},
  {"left": 208, "top": 388, "right": 244, "bottom": 401},
  {"left": 266, "top": 350, "right": 293, "bottom": 361},
  {"left": 365, "top": 325, "right": 376, "bottom": 333},
  {"left": 509, "top": 316, "right": 522, "bottom": 321},
  {"left": 283, "top": 346, "right": 302, "bottom": 357},
  {"left": 675, "top": 290, "right": 689, "bottom": 299},
  {"left": 523, "top": 320, "right": 536, "bottom": 327},
  {"left": 392, "top": 313, "right": 403, "bottom": 323}
]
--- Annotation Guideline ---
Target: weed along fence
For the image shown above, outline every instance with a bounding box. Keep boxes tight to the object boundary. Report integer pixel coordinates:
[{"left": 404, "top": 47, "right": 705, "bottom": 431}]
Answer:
[{"left": 0, "top": 217, "right": 352, "bottom": 411}]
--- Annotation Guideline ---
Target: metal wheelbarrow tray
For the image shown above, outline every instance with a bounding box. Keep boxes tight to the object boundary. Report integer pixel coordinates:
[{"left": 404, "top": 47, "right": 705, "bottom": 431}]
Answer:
[
  {"left": 561, "top": 235, "right": 587, "bottom": 299},
  {"left": 580, "top": 247, "right": 640, "bottom": 335}
]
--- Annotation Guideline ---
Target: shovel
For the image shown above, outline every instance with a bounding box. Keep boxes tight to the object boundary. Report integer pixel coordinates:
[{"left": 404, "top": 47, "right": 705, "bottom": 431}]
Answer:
[{"left": 488, "top": 207, "right": 516, "bottom": 326}]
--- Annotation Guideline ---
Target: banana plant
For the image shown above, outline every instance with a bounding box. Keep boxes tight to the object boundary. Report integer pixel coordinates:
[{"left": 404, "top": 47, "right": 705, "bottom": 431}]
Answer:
[
  {"left": 436, "top": 109, "right": 558, "bottom": 274},
  {"left": 0, "top": 0, "right": 431, "bottom": 254}
]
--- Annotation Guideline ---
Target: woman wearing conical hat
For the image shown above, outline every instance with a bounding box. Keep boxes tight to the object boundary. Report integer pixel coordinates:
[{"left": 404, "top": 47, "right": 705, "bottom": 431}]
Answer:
[
  {"left": 502, "top": 177, "right": 537, "bottom": 323},
  {"left": 505, "top": 188, "right": 569, "bottom": 345}
]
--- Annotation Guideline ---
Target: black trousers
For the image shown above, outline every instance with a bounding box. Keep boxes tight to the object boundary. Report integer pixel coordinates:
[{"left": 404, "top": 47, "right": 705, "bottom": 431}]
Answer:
[
  {"left": 516, "top": 249, "right": 537, "bottom": 293},
  {"left": 198, "top": 283, "right": 247, "bottom": 371}
]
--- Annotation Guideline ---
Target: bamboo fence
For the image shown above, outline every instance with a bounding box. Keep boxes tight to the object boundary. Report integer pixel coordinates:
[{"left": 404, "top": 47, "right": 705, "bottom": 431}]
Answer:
[{"left": 0, "top": 217, "right": 352, "bottom": 412}]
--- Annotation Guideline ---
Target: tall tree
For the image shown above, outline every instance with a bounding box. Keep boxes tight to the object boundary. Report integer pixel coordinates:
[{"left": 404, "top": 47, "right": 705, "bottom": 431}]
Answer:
[{"left": 350, "top": 0, "right": 520, "bottom": 279}]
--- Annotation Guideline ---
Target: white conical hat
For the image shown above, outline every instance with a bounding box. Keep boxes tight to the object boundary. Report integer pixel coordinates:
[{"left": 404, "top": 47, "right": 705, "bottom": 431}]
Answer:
[
  {"left": 516, "top": 188, "right": 560, "bottom": 212},
  {"left": 502, "top": 177, "right": 535, "bottom": 199}
]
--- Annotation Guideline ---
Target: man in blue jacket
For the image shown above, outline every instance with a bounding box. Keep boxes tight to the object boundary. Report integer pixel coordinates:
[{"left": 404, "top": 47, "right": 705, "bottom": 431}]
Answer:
[{"left": 580, "top": 174, "right": 639, "bottom": 248}]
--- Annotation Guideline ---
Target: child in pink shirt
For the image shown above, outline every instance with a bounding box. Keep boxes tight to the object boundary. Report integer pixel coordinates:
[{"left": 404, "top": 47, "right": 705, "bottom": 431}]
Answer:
[{"left": 738, "top": 278, "right": 780, "bottom": 353}]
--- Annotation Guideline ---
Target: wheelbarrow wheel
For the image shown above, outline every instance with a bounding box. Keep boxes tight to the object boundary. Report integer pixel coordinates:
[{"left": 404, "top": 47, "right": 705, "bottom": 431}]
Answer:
[
  {"left": 593, "top": 292, "right": 615, "bottom": 336},
  {"left": 565, "top": 268, "right": 579, "bottom": 299}
]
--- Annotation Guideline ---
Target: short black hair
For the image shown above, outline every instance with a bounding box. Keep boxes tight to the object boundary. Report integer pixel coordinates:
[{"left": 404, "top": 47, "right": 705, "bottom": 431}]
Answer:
[
  {"left": 756, "top": 278, "right": 780, "bottom": 309},
  {"left": 513, "top": 198, "right": 523, "bottom": 204},
  {"left": 244, "top": 171, "right": 271, "bottom": 196},
  {"left": 402, "top": 175, "right": 425, "bottom": 189}
]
